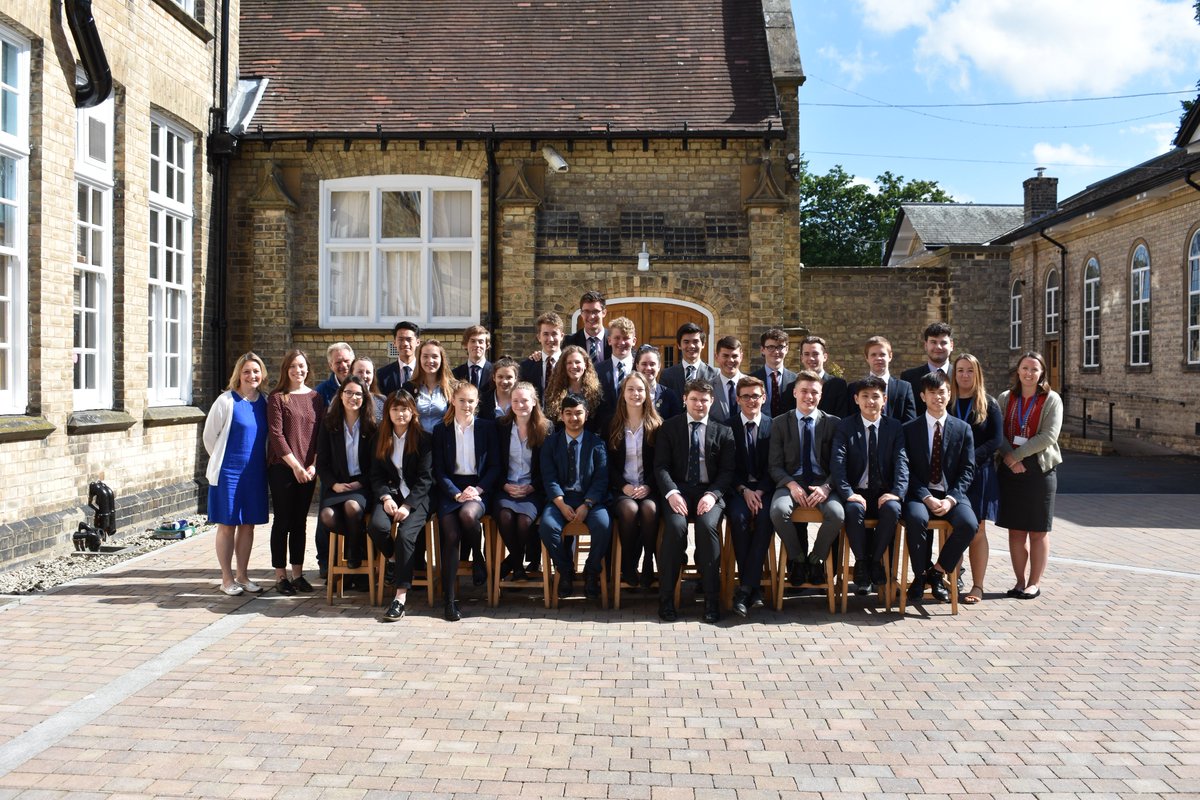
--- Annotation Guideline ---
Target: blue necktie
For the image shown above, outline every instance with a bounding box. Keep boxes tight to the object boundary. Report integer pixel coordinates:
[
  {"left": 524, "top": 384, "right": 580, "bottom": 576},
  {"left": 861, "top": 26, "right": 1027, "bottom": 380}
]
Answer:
[
  {"left": 470, "top": 364, "right": 481, "bottom": 388},
  {"left": 401, "top": 364, "right": 411, "bottom": 385},
  {"left": 727, "top": 379, "right": 736, "bottom": 417},
  {"left": 687, "top": 421, "right": 702, "bottom": 484},
  {"left": 567, "top": 438, "right": 579, "bottom": 488},
  {"left": 616, "top": 361, "right": 626, "bottom": 384},
  {"left": 801, "top": 416, "right": 814, "bottom": 485}
]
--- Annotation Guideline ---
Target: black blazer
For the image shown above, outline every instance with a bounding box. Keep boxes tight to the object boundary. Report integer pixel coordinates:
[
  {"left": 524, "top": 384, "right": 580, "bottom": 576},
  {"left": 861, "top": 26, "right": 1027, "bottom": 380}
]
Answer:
[
  {"left": 728, "top": 413, "right": 773, "bottom": 495},
  {"left": 959, "top": 396, "right": 1003, "bottom": 470},
  {"left": 659, "top": 361, "right": 719, "bottom": 397},
  {"left": 316, "top": 419, "right": 376, "bottom": 486},
  {"left": 377, "top": 360, "right": 416, "bottom": 396},
  {"left": 901, "top": 364, "right": 952, "bottom": 417},
  {"left": 452, "top": 360, "right": 494, "bottom": 393},
  {"left": 751, "top": 366, "right": 797, "bottom": 418},
  {"left": 565, "top": 329, "right": 612, "bottom": 362},
  {"left": 652, "top": 383, "right": 683, "bottom": 420},
  {"left": 494, "top": 420, "right": 546, "bottom": 508},
  {"left": 541, "top": 428, "right": 609, "bottom": 505},
  {"left": 902, "top": 414, "right": 974, "bottom": 506},
  {"left": 477, "top": 388, "right": 508, "bottom": 421},
  {"left": 518, "top": 354, "right": 556, "bottom": 401},
  {"left": 885, "top": 376, "right": 917, "bottom": 423},
  {"left": 431, "top": 417, "right": 502, "bottom": 497},
  {"left": 830, "top": 414, "right": 909, "bottom": 501},
  {"left": 653, "top": 415, "right": 736, "bottom": 497},
  {"left": 367, "top": 428, "right": 433, "bottom": 513},
  {"left": 607, "top": 424, "right": 658, "bottom": 496}
]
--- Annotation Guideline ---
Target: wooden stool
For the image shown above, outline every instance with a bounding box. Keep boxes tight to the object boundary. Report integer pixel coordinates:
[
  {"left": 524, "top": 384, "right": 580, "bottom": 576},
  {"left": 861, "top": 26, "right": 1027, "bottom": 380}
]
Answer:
[
  {"left": 375, "top": 518, "right": 439, "bottom": 607},
  {"left": 718, "top": 518, "right": 777, "bottom": 610},
  {"left": 838, "top": 519, "right": 896, "bottom": 612},
  {"left": 542, "top": 519, "right": 609, "bottom": 609},
  {"left": 486, "top": 515, "right": 536, "bottom": 607},
  {"left": 326, "top": 530, "right": 377, "bottom": 604},
  {"left": 897, "top": 519, "right": 960, "bottom": 615},
  {"left": 774, "top": 508, "right": 837, "bottom": 613}
]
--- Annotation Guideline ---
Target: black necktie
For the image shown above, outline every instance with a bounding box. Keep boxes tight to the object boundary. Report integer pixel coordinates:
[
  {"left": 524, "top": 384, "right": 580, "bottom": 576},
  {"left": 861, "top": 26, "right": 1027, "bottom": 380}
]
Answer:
[
  {"left": 801, "top": 416, "right": 814, "bottom": 485},
  {"left": 727, "top": 379, "right": 736, "bottom": 416},
  {"left": 931, "top": 421, "right": 943, "bottom": 485},
  {"left": 616, "top": 361, "right": 626, "bottom": 384},
  {"left": 401, "top": 364, "right": 411, "bottom": 385},
  {"left": 589, "top": 337, "right": 601, "bottom": 363},
  {"left": 867, "top": 424, "right": 881, "bottom": 494},
  {"left": 470, "top": 364, "right": 481, "bottom": 388},
  {"left": 687, "top": 421, "right": 702, "bottom": 484},
  {"left": 770, "top": 371, "right": 783, "bottom": 417},
  {"left": 567, "top": 438, "right": 578, "bottom": 487},
  {"left": 745, "top": 421, "right": 758, "bottom": 480}
]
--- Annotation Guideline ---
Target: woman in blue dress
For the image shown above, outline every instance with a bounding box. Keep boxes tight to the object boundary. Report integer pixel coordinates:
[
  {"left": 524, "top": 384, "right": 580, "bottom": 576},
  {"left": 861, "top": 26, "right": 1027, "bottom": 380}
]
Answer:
[
  {"left": 950, "top": 353, "right": 1003, "bottom": 605},
  {"left": 203, "top": 352, "right": 270, "bottom": 596}
]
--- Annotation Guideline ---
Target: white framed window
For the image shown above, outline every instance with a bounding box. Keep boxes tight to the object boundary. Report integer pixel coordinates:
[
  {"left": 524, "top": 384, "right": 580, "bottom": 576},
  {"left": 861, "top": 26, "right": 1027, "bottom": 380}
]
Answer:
[
  {"left": 1129, "top": 243, "right": 1150, "bottom": 366},
  {"left": 147, "top": 115, "right": 193, "bottom": 405},
  {"left": 1009, "top": 279, "right": 1023, "bottom": 350},
  {"left": 1044, "top": 268, "right": 1060, "bottom": 336},
  {"left": 1083, "top": 258, "right": 1100, "bottom": 368},
  {"left": 169, "top": 0, "right": 196, "bottom": 12},
  {"left": 1188, "top": 231, "right": 1200, "bottom": 365},
  {"left": 319, "top": 176, "right": 481, "bottom": 329},
  {"left": 0, "top": 28, "right": 29, "bottom": 415},
  {"left": 74, "top": 97, "right": 114, "bottom": 410}
]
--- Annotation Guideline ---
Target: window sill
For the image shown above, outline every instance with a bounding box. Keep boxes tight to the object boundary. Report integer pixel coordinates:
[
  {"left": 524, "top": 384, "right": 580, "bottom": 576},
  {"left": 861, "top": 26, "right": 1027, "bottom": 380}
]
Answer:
[
  {"left": 67, "top": 410, "right": 138, "bottom": 435},
  {"left": 143, "top": 405, "right": 206, "bottom": 427},
  {"left": 1125, "top": 364, "right": 1152, "bottom": 375},
  {"left": 0, "top": 415, "right": 56, "bottom": 443},
  {"left": 149, "top": 0, "right": 213, "bottom": 42}
]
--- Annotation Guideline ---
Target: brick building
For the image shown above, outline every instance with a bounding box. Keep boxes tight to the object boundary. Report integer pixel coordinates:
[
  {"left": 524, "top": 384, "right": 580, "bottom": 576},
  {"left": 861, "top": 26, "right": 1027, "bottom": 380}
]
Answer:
[{"left": 0, "top": 0, "right": 235, "bottom": 566}]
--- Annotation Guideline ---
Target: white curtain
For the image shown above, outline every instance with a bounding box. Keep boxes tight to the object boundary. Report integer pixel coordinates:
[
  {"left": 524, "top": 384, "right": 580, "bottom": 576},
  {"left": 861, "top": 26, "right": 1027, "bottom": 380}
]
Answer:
[
  {"left": 382, "top": 250, "right": 421, "bottom": 317},
  {"left": 329, "top": 251, "right": 370, "bottom": 317},
  {"left": 432, "top": 190, "right": 471, "bottom": 239},
  {"left": 432, "top": 251, "right": 470, "bottom": 317},
  {"left": 329, "top": 191, "right": 369, "bottom": 239}
]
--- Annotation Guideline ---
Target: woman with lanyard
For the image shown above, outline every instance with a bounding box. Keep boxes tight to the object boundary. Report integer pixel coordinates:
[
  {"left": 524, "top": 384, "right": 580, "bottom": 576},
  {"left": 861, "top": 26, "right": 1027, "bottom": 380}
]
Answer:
[
  {"left": 950, "top": 354, "right": 1003, "bottom": 604},
  {"left": 312, "top": 375, "right": 376, "bottom": 595},
  {"left": 996, "top": 351, "right": 1062, "bottom": 601},
  {"left": 607, "top": 371, "right": 663, "bottom": 591},
  {"left": 494, "top": 381, "right": 551, "bottom": 581},
  {"left": 370, "top": 390, "right": 433, "bottom": 622}
]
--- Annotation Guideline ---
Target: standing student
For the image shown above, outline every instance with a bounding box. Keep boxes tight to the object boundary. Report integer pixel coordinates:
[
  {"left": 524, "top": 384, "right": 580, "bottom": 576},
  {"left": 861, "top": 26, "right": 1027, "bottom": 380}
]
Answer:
[
  {"left": 711, "top": 336, "right": 748, "bottom": 424},
  {"left": 595, "top": 316, "right": 638, "bottom": 426},
  {"left": 607, "top": 372, "right": 662, "bottom": 591},
  {"left": 519, "top": 312, "right": 565, "bottom": 400},
  {"left": 751, "top": 328, "right": 796, "bottom": 419},
  {"left": 479, "top": 356, "right": 519, "bottom": 419},
  {"left": 408, "top": 339, "right": 454, "bottom": 434},
  {"left": 901, "top": 322, "right": 954, "bottom": 417},
  {"left": 564, "top": 290, "right": 612, "bottom": 364},
  {"left": 863, "top": 335, "right": 917, "bottom": 423},
  {"left": 951, "top": 354, "right": 1003, "bottom": 604},
  {"left": 494, "top": 382, "right": 551, "bottom": 582},
  {"left": 544, "top": 345, "right": 604, "bottom": 430},
  {"left": 725, "top": 376, "right": 775, "bottom": 616},
  {"left": 371, "top": 390, "right": 433, "bottom": 622},
  {"left": 377, "top": 321, "right": 421, "bottom": 395},
  {"left": 997, "top": 351, "right": 1062, "bottom": 601},
  {"left": 635, "top": 345, "right": 683, "bottom": 421},
  {"left": 659, "top": 323, "right": 718, "bottom": 396},
  {"left": 452, "top": 325, "right": 494, "bottom": 392},
  {"left": 266, "top": 350, "right": 326, "bottom": 595},
  {"left": 204, "top": 352, "right": 270, "bottom": 596},
  {"left": 797, "top": 335, "right": 850, "bottom": 418}
]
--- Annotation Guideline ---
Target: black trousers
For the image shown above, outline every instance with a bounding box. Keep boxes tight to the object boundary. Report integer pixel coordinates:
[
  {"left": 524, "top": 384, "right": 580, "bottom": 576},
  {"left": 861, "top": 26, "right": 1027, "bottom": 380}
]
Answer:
[{"left": 267, "top": 463, "right": 316, "bottom": 569}]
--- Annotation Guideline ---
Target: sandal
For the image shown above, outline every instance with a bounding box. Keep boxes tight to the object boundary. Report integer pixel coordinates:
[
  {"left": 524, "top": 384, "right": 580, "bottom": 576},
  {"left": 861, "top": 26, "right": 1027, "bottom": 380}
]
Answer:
[{"left": 963, "top": 585, "right": 984, "bottom": 604}]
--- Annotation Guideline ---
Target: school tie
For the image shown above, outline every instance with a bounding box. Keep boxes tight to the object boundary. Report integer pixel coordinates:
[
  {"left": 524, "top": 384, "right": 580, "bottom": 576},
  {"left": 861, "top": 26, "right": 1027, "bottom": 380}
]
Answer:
[
  {"left": 401, "top": 364, "right": 411, "bottom": 385},
  {"left": 801, "top": 416, "right": 814, "bottom": 485},
  {"left": 726, "top": 379, "right": 736, "bottom": 417},
  {"left": 616, "top": 361, "right": 626, "bottom": 384},
  {"left": 867, "top": 424, "right": 881, "bottom": 494},
  {"left": 745, "top": 422, "right": 758, "bottom": 481},
  {"left": 544, "top": 356, "right": 555, "bottom": 392},
  {"left": 930, "top": 421, "right": 943, "bottom": 485},
  {"left": 687, "top": 421, "right": 702, "bottom": 484},
  {"left": 588, "top": 336, "right": 601, "bottom": 363},
  {"left": 470, "top": 364, "right": 481, "bottom": 388},
  {"left": 567, "top": 438, "right": 579, "bottom": 488},
  {"left": 770, "top": 371, "right": 783, "bottom": 417},
  {"left": 685, "top": 364, "right": 696, "bottom": 383}
]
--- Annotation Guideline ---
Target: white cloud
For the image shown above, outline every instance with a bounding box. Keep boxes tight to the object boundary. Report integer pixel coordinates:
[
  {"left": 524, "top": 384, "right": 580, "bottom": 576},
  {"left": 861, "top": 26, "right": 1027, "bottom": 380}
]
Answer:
[
  {"left": 850, "top": 175, "right": 881, "bottom": 193},
  {"left": 1123, "top": 122, "right": 1179, "bottom": 155},
  {"left": 854, "top": 0, "right": 940, "bottom": 34},
  {"left": 1031, "top": 142, "right": 1097, "bottom": 167},
  {"left": 817, "top": 43, "right": 881, "bottom": 88}
]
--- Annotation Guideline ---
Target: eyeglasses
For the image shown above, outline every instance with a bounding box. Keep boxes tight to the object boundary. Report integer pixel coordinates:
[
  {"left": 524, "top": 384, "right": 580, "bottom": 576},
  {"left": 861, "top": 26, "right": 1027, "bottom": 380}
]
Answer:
[
  {"left": 342, "top": 392, "right": 364, "bottom": 400},
  {"left": 762, "top": 344, "right": 787, "bottom": 352},
  {"left": 738, "top": 394, "right": 764, "bottom": 401}
]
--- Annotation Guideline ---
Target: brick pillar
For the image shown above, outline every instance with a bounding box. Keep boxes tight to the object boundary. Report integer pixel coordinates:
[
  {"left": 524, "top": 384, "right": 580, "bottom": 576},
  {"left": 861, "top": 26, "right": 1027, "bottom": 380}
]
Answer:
[
  {"left": 243, "top": 164, "right": 297, "bottom": 366},
  {"left": 495, "top": 164, "right": 541, "bottom": 355},
  {"left": 745, "top": 159, "right": 801, "bottom": 368}
]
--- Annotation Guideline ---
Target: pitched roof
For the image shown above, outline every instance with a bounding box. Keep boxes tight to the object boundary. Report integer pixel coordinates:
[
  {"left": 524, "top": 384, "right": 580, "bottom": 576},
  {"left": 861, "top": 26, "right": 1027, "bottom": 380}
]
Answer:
[
  {"left": 883, "top": 203, "right": 1023, "bottom": 265},
  {"left": 239, "top": 0, "right": 786, "bottom": 136}
]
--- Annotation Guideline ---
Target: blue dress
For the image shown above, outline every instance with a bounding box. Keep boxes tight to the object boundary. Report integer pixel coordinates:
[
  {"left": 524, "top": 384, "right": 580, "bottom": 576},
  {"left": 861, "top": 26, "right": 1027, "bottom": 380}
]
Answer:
[{"left": 208, "top": 393, "right": 269, "bottom": 525}]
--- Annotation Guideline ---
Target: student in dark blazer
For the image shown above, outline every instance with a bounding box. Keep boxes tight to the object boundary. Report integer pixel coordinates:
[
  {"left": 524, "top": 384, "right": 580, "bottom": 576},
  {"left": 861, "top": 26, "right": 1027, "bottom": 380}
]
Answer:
[
  {"left": 451, "top": 325, "right": 494, "bottom": 393},
  {"left": 431, "top": 382, "right": 501, "bottom": 621},
  {"left": 724, "top": 376, "right": 775, "bottom": 617},
  {"left": 653, "top": 379, "right": 736, "bottom": 624},
  {"left": 564, "top": 290, "right": 612, "bottom": 365},
  {"left": 901, "top": 370, "right": 978, "bottom": 604},
  {"left": 831, "top": 375, "right": 909, "bottom": 595},
  {"left": 659, "top": 322, "right": 719, "bottom": 397},
  {"left": 539, "top": 393, "right": 611, "bottom": 599},
  {"left": 377, "top": 321, "right": 421, "bottom": 395},
  {"left": 636, "top": 345, "right": 683, "bottom": 421},
  {"left": 767, "top": 371, "right": 844, "bottom": 588},
  {"left": 493, "top": 382, "right": 551, "bottom": 582},
  {"left": 478, "top": 357, "right": 519, "bottom": 420},
  {"left": 368, "top": 389, "right": 433, "bottom": 622},
  {"left": 795, "top": 335, "right": 851, "bottom": 418},
  {"left": 519, "top": 311, "right": 565, "bottom": 402},
  {"left": 607, "top": 373, "right": 662, "bottom": 589},
  {"left": 863, "top": 335, "right": 917, "bottom": 422},
  {"left": 900, "top": 322, "right": 954, "bottom": 417},
  {"left": 750, "top": 328, "right": 797, "bottom": 419},
  {"left": 594, "top": 316, "right": 638, "bottom": 432}
]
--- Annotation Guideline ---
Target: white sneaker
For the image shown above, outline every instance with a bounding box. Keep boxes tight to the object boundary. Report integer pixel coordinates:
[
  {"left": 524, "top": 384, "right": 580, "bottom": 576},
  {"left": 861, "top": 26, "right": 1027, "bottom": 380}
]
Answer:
[
  {"left": 236, "top": 579, "right": 263, "bottom": 594},
  {"left": 221, "top": 583, "right": 244, "bottom": 596}
]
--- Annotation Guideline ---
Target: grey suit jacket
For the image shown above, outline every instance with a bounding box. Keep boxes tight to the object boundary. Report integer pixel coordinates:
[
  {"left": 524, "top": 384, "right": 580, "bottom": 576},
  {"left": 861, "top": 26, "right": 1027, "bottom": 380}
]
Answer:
[
  {"left": 710, "top": 372, "right": 746, "bottom": 424},
  {"left": 767, "top": 408, "right": 840, "bottom": 489}
]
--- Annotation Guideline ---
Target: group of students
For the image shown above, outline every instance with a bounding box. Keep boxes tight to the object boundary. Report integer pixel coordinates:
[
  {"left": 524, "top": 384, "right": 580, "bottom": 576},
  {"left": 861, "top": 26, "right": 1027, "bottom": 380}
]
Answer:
[{"left": 202, "top": 291, "right": 1063, "bottom": 624}]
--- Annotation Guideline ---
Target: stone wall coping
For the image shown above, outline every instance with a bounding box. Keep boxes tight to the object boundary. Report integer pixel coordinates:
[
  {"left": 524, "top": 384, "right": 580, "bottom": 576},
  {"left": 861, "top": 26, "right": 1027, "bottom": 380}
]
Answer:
[{"left": 0, "top": 416, "right": 56, "bottom": 444}]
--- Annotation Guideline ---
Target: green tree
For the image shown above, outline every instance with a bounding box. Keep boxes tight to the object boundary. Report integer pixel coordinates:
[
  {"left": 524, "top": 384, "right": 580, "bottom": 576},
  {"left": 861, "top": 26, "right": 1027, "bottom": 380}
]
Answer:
[
  {"left": 797, "top": 157, "right": 953, "bottom": 266},
  {"left": 1180, "top": 0, "right": 1200, "bottom": 124}
]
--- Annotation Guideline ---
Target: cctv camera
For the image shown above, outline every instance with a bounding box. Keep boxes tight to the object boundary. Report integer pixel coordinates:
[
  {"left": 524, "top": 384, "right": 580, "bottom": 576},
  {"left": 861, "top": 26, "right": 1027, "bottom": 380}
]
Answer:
[{"left": 542, "top": 145, "right": 569, "bottom": 173}]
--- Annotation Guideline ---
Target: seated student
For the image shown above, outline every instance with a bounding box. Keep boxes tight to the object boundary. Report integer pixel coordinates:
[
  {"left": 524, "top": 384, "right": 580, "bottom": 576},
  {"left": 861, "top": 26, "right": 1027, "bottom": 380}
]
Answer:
[
  {"left": 751, "top": 328, "right": 797, "bottom": 419},
  {"left": 544, "top": 345, "right": 604, "bottom": 432},
  {"left": 654, "top": 379, "right": 736, "bottom": 624},
  {"left": 831, "top": 375, "right": 909, "bottom": 595},
  {"left": 607, "top": 372, "right": 663, "bottom": 590},
  {"left": 431, "top": 382, "right": 501, "bottom": 621},
  {"left": 902, "top": 370, "right": 978, "bottom": 604},
  {"left": 538, "top": 393, "right": 611, "bottom": 599},
  {"left": 724, "top": 376, "right": 774, "bottom": 617},
  {"left": 494, "top": 381, "right": 551, "bottom": 582},
  {"left": 479, "top": 356, "right": 519, "bottom": 419},
  {"left": 900, "top": 322, "right": 954, "bottom": 417},
  {"left": 377, "top": 321, "right": 420, "bottom": 395},
  {"left": 370, "top": 390, "right": 433, "bottom": 623},
  {"left": 659, "top": 322, "right": 718, "bottom": 396},
  {"left": 635, "top": 345, "right": 683, "bottom": 421},
  {"left": 795, "top": 335, "right": 850, "bottom": 418},
  {"left": 565, "top": 290, "right": 613, "bottom": 365},
  {"left": 767, "top": 370, "right": 845, "bottom": 589},
  {"left": 596, "top": 316, "right": 638, "bottom": 427},
  {"left": 711, "top": 336, "right": 748, "bottom": 424},
  {"left": 519, "top": 312, "right": 565, "bottom": 402},
  {"left": 452, "top": 325, "right": 494, "bottom": 393},
  {"left": 863, "top": 335, "right": 917, "bottom": 423}
]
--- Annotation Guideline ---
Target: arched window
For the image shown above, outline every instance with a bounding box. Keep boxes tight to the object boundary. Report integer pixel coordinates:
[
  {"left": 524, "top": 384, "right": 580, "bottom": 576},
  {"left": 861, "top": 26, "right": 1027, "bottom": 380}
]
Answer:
[
  {"left": 1083, "top": 258, "right": 1100, "bottom": 368},
  {"left": 1009, "top": 280, "right": 1023, "bottom": 350},
  {"left": 1129, "top": 244, "right": 1150, "bottom": 366},
  {"left": 1188, "top": 231, "right": 1200, "bottom": 365},
  {"left": 1044, "top": 268, "right": 1060, "bottom": 335}
]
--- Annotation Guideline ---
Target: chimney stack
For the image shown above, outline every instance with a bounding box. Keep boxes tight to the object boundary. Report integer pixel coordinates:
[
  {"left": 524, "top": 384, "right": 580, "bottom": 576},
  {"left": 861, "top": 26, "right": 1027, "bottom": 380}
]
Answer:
[{"left": 1023, "top": 167, "right": 1058, "bottom": 223}]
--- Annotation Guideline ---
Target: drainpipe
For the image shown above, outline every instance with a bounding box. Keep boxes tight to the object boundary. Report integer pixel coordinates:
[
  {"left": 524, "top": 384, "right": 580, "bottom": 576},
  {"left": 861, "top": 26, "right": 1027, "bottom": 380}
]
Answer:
[
  {"left": 486, "top": 137, "right": 499, "bottom": 360},
  {"left": 208, "top": 0, "right": 236, "bottom": 398},
  {"left": 64, "top": 0, "right": 112, "bottom": 108},
  {"left": 1185, "top": 169, "right": 1200, "bottom": 195},
  {"left": 1039, "top": 229, "right": 1068, "bottom": 407}
]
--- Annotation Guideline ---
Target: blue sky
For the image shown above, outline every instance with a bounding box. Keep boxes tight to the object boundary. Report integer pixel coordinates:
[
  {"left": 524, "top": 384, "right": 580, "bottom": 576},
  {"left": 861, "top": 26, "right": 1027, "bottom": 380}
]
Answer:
[{"left": 791, "top": 0, "right": 1200, "bottom": 205}]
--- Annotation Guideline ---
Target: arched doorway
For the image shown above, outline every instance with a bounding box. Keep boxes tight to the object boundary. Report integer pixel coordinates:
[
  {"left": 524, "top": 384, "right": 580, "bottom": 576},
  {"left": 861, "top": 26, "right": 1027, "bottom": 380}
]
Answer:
[{"left": 571, "top": 298, "right": 714, "bottom": 369}]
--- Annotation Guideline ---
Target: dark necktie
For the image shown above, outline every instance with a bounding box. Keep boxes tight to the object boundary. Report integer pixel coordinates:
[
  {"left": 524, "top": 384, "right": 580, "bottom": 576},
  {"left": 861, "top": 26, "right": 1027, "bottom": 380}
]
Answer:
[
  {"left": 726, "top": 379, "right": 736, "bottom": 416},
  {"left": 867, "top": 424, "right": 881, "bottom": 494},
  {"left": 770, "top": 371, "right": 783, "bottom": 417},
  {"left": 745, "top": 421, "right": 758, "bottom": 480},
  {"left": 588, "top": 337, "right": 601, "bottom": 363},
  {"left": 930, "top": 421, "right": 943, "bottom": 485},
  {"left": 616, "top": 361, "right": 626, "bottom": 384},
  {"left": 544, "top": 356, "right": 555, "bottom": 392},
  {"left": 567, "top": 438, "right": 578, "bottom": 487},
  {"left": 401, "top": 364, "right": 411, "bottom": 385},
  {"left": 470, "top": 364, "right": 481, "bottom": 388},
  {"left": 801, "top": 416, "right": 814, "bottom": 485},
  {"left": 687, "top": 421, "right": 702, "bottom": 484},
  {"left": 685, "top": 364, "right": 696, "bottom": 383}
]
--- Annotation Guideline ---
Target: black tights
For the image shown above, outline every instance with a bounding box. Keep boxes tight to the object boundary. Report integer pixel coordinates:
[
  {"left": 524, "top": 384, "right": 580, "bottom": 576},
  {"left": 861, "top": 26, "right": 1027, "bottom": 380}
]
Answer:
[
  {"left": 320, "top": 500, "right": 365, "bottom": 560},
  {"left": 612, "top": 496, "right": 659, "bottom": 576},
  {"left": 497, "top": 508, "right": 535, "bottom": 569},
  {"left": 438, "top": 501, "right": 483, "bottom": 601}
]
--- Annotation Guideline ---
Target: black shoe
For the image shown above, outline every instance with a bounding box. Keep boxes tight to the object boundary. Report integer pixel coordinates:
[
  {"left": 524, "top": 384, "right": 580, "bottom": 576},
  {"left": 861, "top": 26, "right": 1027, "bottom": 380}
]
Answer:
[
  {"left": 383, "top": 561, "right": 397, "bottom": 586},
  {"left": 703, "top": 598, "right": 721, "bottom": 624},
  {"left": 380, "top": 599, "right": 405, "bottom": 622},
  {"left": 318, "top": 565, "right": 328, "bottom": 580},
  {"left": 640, "top": 569, "right": 656, "bottom": 592},
  {"left": 786, "top": 559, "right": 805, "bottom": 586},
  {"left": 927, "top": 569, "right": 950, "bottom": 603},
  {"left": 512, "top": 565, "right": 529, "bottom": 582},
  {"left": 443, "top": 600, "right": 462, "bottom": 622},
  {"left": 559, "top": 573, "right": 575, "bottom": 598},
  {"left": 749, "top": 588, "right": 765, "bottom": 609},
  {"left": 472, "top": 559, "right": 487, "bottom": 587},
  {"left": 658, "top": 599, "right": 678, "bottom": 622},
  {"left": 854, "top": 563, "right": 871, "bottom": 595},
  {"left": 906, "top": 579, "right": 925, "bottom": 604},
  {"left": 731, "top": 589, "right": 750, "bottom": 618},
  {"left": 291, "top": 575, "right": 314, "bottom": 593},
  {"left": 956, "top": 574, "right": 965, "bottom": 594},
  {"left": 871, "top": 561, "right": 887, "bottom": 586},
  {"left": 808, "top": 561, "right": 826, "bottom": 586},
  {"left": 347, "top": 559, "right": 361, "bottom": 570},
  {"left": 584, "top": 572, "right": 601, "bottom": 599},
  {"left": 275, "top": 577, "right": 296, "bottom": 596}
]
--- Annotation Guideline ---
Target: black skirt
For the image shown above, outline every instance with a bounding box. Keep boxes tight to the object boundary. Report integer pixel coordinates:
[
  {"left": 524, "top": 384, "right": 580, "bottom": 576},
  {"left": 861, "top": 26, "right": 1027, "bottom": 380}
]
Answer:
[{"left": 996, "top": 455, "right": 1056, "bottom": 532}]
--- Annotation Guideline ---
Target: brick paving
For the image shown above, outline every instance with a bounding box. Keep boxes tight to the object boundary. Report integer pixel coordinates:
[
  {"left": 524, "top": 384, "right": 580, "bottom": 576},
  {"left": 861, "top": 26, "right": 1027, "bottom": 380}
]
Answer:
[{"left": 0, "top": 494, "right": 1197, "bottom": 799}]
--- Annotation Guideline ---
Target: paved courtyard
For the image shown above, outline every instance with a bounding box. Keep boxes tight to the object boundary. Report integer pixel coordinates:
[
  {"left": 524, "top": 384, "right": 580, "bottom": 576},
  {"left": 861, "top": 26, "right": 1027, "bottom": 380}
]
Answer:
[{"left": 0, "top": 487, "right": 1197, "bottom": 799}]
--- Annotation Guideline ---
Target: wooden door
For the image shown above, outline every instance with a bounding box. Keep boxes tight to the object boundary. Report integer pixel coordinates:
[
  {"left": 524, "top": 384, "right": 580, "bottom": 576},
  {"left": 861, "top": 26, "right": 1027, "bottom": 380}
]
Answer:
[
  {"left": 605, "top": 302, "right": 708, "bottom": 369},
  {"left": 1044, "top": 339, "right": 1060, "bottom": 391}
]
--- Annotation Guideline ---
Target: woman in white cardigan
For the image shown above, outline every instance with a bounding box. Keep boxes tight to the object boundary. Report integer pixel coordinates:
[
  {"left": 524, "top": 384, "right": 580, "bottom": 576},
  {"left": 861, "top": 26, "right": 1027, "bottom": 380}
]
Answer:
[{"left": 203, "top": 352, "right": 270, "bottom": 596}]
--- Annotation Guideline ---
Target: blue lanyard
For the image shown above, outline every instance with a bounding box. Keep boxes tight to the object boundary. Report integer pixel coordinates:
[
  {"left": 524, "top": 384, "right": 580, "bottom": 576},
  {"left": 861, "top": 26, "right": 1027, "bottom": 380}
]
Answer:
[
  {"left": 953, "top": 398, "right": 973, "bottom": 421},
  {"left": 1017, "top": 395, "right": 1037, "bottom": 433}
]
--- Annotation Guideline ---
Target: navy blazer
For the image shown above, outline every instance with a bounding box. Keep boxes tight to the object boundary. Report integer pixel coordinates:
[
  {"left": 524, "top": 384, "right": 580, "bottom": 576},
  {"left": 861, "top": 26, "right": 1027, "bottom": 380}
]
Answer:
[
  {"left": 728, "top": 413, "right": 773, "bottom": 495},
  {"left": 767, "top": 408, "right": 839, "bottom": 489},
  {"left": 595, "top": 357, "right": 634, "bottom": 426},
  {"left": 377, "top": 360, "right": 416, "bottom": 396},
  {"left": 541, "top": 428, "right": 608, "bottom": 506},
  {"left": 494, "top": 420, "right": 545, "bottom": 508},
  {"left": 959, "top": 396, "right": 1004, "bottom": 469},
  {"left": 831, "top": 414, "right": 909, "bottom": 501},
  {"left": 751, "top": 366, "right": 797, "bottom": 418},
  {"left": 452, "top": 360, "right": 494, "bottom": 393},
  {"left": 367, "top": 428, "right": 433, "bottom": 513},
  {"left": 565, "top": 329, "right": 612, "bottom": 363},
  {"left": 885, "top": 376, "right": 917, "bottom": 423},
  {"left": 431, "top": 417, "right": 502, "bottom": 498},
  {"left": 518, "top": 354, "right": 556, "bottom": 401},
  {"left": 902, "top": 414, "right": 974, "bottom": 505},
  {"left": 606, "top": 426, "right": 658, "bottom": 496},
  {"left": 652, "top": 383, "right": 683, "bottom": 420},
  {"left": 315, "top": 419, "right": 376, "bottom": 486},
  {"left": 653, "top": 414, "right": 736, "bottom": 497},
  {"left": 659, "top": 361, "right": 719, "bottom": 397}
]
